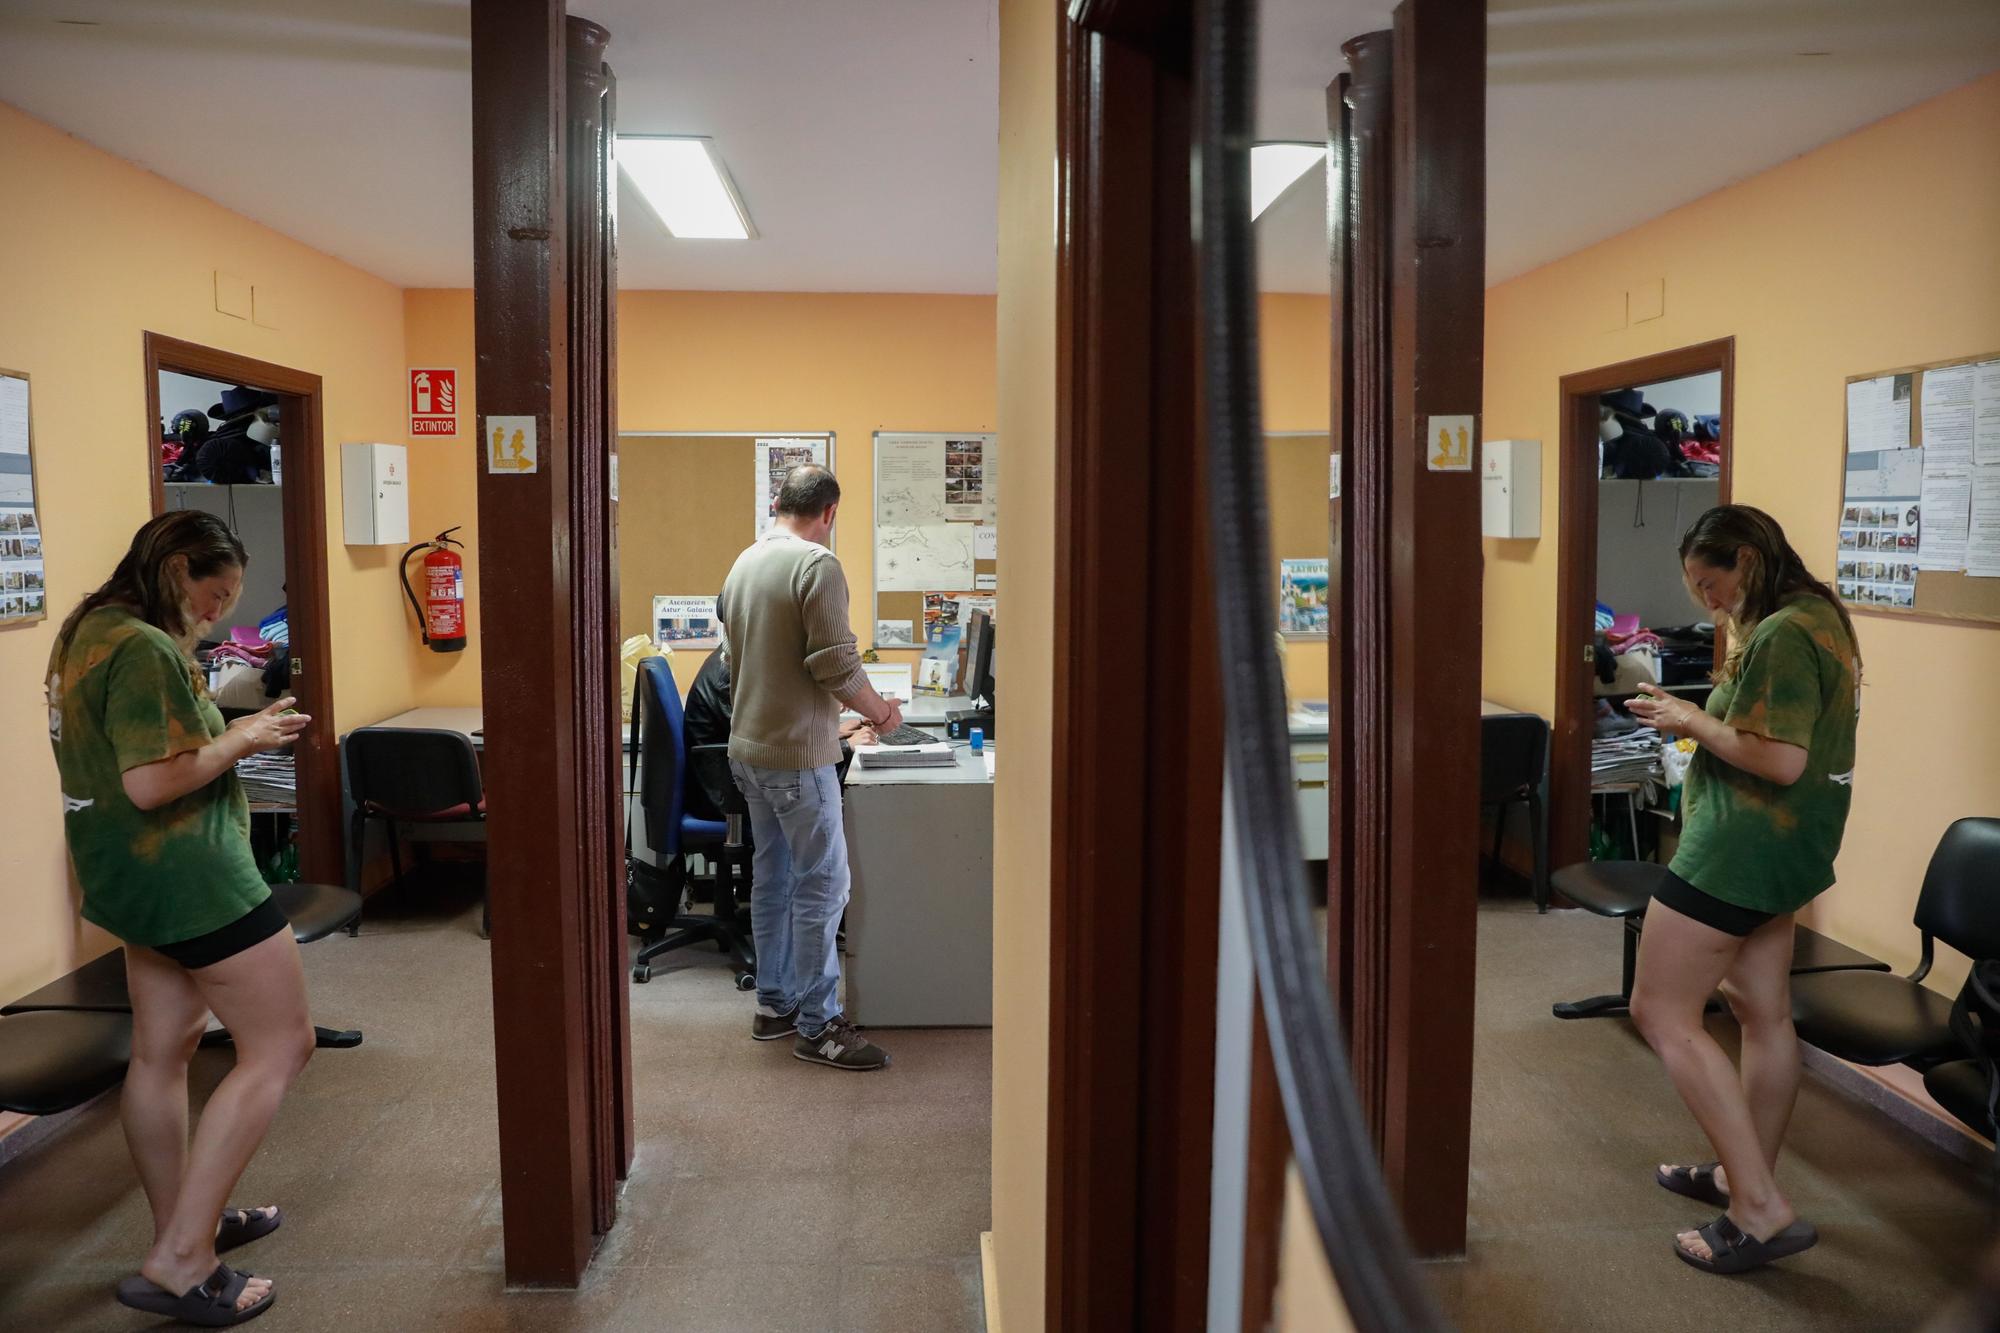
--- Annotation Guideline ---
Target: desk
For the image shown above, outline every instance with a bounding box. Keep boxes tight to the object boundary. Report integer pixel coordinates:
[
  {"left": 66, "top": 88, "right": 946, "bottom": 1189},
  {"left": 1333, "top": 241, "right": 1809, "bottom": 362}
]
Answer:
[
  {"left": 842, "top": 745, "right": 994, "bottom": 1027},
  {"left": 1288, "top": 708, "right": 1329, "bottom": 862},
  {"left": 374, "top": 707, "right": 485, "bottom": 746}
]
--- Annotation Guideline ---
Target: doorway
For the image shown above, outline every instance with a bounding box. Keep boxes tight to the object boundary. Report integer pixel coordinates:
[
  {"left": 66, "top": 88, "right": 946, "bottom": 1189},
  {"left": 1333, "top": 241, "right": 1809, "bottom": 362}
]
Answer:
[
  {"left": 142, "top": 333, "right": 340, "bottom": 887},
  {"left": 1550, "top": 339, "right": 1735, "bottom": 874}
]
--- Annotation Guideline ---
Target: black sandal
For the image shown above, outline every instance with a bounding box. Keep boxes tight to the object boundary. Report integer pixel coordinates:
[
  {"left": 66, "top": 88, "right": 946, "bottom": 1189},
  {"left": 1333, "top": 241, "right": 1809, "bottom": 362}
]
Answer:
[
  {"left": 115, "top": 1262, "right": 275, "bottom": 1326},
  {"left": 1656, "top": 1162, "right": 1730, "bottom": 1208},
  {"left": 1674, "top": 1214, "right": 1818, "bottom": 1274},
  {"left": 217, "top": 1205, "right": 282, "bottom": 1254}
]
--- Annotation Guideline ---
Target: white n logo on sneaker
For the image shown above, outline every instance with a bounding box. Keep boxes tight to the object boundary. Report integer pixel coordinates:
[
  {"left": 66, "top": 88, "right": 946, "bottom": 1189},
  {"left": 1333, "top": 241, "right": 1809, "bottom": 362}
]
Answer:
[{"left": 820, "top": 1038, "right": 845, "bottom": 1060}]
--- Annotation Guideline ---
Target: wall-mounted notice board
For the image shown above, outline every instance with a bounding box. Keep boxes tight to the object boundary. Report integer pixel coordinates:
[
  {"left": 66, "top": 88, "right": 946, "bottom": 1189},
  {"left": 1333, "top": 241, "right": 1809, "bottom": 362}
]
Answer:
[
  {"left": 1836, "top": 351, "right": 2000, "bottom": 628},
  {"left": 0, "top": 369, "right": 49, "bottom": 629},
  {"left": 615, "top": 431, "right": 836, "bottom": 647},
  {"left": 872, "top": 431, "right": 998, "bottom": 648}
]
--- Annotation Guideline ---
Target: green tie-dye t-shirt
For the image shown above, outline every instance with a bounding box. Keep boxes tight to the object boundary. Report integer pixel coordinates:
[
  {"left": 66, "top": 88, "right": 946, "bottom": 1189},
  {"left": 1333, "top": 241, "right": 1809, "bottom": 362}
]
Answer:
[
  {"left": 46, "top": 607, "right": 270, "bottom": 948},
  {"left": 1669, "top": 594, "right": 1860, "bottom": 916}
]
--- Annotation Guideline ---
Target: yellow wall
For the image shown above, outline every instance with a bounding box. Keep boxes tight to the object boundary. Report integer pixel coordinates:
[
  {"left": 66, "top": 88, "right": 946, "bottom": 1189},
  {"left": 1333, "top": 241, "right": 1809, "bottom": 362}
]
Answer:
[
  {"left": 400, "top": 288, "right": 999, "bottom": 700},
  {"left": 0, "top": 101, "right": 419, "bottom": 1002},
  {"left": 1481, "top": 73, "right": 2000, "bottom": 991},
  {"left": 992, "top": 0, "right": 1058, "bottom": 1323},
  {"left": 1262, "top": 294, "right": 1334, "bottom": 701}
]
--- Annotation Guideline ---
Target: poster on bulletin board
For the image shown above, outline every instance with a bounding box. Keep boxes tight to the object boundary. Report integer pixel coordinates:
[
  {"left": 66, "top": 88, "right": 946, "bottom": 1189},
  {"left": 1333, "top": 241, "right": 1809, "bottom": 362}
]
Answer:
[
  {"left": 1278, "top": 558, "right": 1328, "bottom": 637},
  {"left": 0, "top": 370, "right": 49, "bottom": 628},
  {"left": 653, "top": 595, "right": 721, "bottom": 650}
]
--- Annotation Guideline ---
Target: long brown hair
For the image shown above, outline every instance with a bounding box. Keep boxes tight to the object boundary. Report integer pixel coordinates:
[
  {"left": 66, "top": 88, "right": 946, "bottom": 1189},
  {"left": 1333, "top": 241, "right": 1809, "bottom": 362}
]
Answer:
[
  {"left": 1679, "top": 504, "right": 1859, "bottom": 680},
  {"left": 57, "top": 510, "right": 248, "bottom": 664}
]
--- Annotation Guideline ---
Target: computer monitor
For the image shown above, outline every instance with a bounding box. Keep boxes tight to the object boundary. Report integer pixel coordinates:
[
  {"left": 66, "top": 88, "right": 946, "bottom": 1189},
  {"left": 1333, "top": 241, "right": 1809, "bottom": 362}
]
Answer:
[{"left": 964, "top": 609, "right": 996, "bottom": 705}]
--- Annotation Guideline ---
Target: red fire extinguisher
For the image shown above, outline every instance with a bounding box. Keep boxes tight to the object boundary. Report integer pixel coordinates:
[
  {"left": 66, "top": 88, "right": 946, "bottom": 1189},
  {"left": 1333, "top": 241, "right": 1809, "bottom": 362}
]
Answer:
[{"left": 400, "top": 527, "right": 467, "bottom": 653}]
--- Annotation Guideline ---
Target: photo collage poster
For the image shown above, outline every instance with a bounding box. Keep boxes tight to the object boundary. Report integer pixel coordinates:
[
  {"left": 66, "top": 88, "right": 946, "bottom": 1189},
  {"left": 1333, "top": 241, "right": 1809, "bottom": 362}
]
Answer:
[{"left": 0, "top": 373, "right": 46, "bottom": 626}]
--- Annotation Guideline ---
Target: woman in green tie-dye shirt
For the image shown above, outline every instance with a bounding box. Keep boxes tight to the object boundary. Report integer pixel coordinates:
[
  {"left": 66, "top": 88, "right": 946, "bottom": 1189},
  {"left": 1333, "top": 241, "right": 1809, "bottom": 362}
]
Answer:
[
  {"left": 1624, "top": 505, "right": 1861, "bottom": 1277},
  {"left": 46, "top": 511, "right": 313, "bottom": 1324}
]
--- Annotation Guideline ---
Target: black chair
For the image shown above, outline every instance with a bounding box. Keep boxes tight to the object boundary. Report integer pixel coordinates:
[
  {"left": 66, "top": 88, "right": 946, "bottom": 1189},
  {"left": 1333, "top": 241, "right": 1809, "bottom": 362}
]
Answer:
[
  {"left": 627, "top": 658, "right": 754, "bottom": 987},
  {"left": 0, "top": 1011, "right": 132, "bottom": 1116},
  {"left": 342, "top": 727, "right": 488, "bottom": 938},
  {"left": 1927, "top": 960, "right": 2000, "bottom": 1141},
  {"left": 1481, "top": 713, "right": 1549, "bottom": 910},
  {"left": 1550, "top": 860, "right": 1892, "bottom": 1020},
  {"left": 1791, "top": 818, "right": 2000, "bottom": 1069}
]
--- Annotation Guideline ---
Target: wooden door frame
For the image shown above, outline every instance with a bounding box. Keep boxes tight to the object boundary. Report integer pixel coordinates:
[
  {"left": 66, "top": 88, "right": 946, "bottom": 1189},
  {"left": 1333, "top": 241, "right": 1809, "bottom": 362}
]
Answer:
[
  {"left": 143, "top": 333, "right": 341, "bottom": 887},
  {"left": 1550, "top": 337, "right": 1734, "bottom": 875}
]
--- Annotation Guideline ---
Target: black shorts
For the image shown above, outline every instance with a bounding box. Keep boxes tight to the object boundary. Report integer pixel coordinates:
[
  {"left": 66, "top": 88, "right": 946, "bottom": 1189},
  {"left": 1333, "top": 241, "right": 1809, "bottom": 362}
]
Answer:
[
  {"left": 1651, "top": 870, "right": 1775, "bottom": 938},
  {"left": 151, "top": 896, "right": 290, "bottom": 970}
]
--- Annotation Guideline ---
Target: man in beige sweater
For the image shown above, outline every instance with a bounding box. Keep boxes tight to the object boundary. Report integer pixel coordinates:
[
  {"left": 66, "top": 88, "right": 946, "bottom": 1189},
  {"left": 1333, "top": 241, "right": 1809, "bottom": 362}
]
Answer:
[{"left": 718, "top": 465, "right": 902, "bottom": 1070}]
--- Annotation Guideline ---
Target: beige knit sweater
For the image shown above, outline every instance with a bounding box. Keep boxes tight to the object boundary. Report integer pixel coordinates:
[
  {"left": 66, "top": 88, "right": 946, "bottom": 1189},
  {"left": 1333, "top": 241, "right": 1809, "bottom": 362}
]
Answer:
[{"left": 715, "top": 530, "right": 868, "bottom": 771}]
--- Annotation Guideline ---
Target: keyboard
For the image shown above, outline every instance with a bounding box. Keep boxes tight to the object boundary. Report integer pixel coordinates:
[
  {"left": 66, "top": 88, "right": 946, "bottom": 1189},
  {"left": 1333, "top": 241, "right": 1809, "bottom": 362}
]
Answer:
[{"left": 873, "top": 723, "right": 941, "bottom": 747}]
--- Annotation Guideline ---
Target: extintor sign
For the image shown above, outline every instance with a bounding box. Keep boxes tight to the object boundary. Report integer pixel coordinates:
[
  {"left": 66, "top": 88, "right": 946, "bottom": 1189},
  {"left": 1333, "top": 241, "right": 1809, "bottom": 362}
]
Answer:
[{"left": 410, "top": 368, "right": 458, "bottom": 436}]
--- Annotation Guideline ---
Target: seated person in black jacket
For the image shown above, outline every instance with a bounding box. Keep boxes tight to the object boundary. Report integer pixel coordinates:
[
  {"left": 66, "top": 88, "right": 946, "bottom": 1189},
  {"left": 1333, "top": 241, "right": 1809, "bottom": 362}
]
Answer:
[{"left": 681, "top": 649, "right": 876, "bottom": 820}]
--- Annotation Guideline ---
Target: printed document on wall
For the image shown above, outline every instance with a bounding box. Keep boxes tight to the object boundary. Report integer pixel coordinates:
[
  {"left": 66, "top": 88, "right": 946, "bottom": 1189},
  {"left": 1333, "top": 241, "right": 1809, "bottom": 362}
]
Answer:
[
  {"left": 1966, "top": 468, "right": 2000, "bottom": 578},
  {"left": 1919, "top": 364, "right": 1976, "bottom": 474},
  {"left": 1917, "top": 466, "right": 1972, "bottom": 573},
  {"left": 754, "top": 437, "right": 828, "bottom": 538},
  {"left": 876, "top": 434, "right": 976, "bottom": 590},
  {"left": 1846, "top": 374, "right": 1912, "bottom": 456},
  {"left": 1974, "top": 361, "right": 2000, "bottom": 468}
]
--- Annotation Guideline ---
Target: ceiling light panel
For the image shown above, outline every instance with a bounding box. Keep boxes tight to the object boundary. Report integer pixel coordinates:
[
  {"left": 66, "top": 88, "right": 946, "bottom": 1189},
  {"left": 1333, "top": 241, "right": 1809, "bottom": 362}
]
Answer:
[{"left": 616, "top": 136, "right": 754, "bottom": 240}]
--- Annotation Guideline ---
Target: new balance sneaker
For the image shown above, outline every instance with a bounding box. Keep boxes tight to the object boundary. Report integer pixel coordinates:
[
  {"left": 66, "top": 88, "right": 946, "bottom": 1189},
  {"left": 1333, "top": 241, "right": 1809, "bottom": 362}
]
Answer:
[
  {"left": 752, "top": 1004, "right": 800, "bottom": 1042},
  {"left": 794, "top": 1016, "right": 890, "bottom": 1071}
]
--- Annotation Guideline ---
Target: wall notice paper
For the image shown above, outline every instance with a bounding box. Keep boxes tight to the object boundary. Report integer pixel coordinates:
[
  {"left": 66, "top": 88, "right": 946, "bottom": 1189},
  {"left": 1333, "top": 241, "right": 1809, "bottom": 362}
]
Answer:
[
  {"left": 863, "top": 663, "right": 914, "bottom": 702},
  {"left": 754, "top": 437, "right": 828, "bottom": 538},
  {"left": 875, "top": 433, "right": 993, "bottom": 589},
  {"left": 1837, "top": 450, "right": 1921, "bottom": 607},
  {"left": 1920, "top": 363, "right": 1976, "bottom": 475},
  {"left": 1966, "top": 468, "right": 2000, "bottom": 578},
  {"left": 1426, "top": 415, "right": 1474, "bottom": 472},
  {"left": 973, "top": 524, "right": 998, "bottom": 560},
  {"left": 0, "top": 375, "right": 48, "bottom": 626},
  {"left": 1845, "top": 374, "right": 1912, "bottom": 455},
  {"left": 943, "top": 436, "right": 994, "bottom": 519},
  {"left": 652, "top": 595, "right": 722, "bottom": 650},
  {"left": 875, "top": 619, "right": 916, "bottom": 648},
  {"left": 1976, "top": 361, "right": 2000, "bottom": 468},
  {"left": 974, "top": 573, "right": 998, "bottom": 592},
  {"left": 485, "top": 416, "right": 538, "bottom": 474},
  {"left": 1278, "top": 558, "right": 1329, "bottom": 635},
  {"left": 1917, "top": 468, "right": 1972, "bottom": 573}
]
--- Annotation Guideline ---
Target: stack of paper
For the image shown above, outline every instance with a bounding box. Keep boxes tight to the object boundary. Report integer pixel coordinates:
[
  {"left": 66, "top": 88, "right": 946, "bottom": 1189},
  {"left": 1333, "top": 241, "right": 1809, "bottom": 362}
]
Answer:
[
  {"left": 235, "top": 752, "right": 297, "bottom": 806},
  {"left": 854, "top": 742, "right": 958, "bottom": 769},
  {"left": 1591, "top": 726, "right": 1662, "bottom": 789}
]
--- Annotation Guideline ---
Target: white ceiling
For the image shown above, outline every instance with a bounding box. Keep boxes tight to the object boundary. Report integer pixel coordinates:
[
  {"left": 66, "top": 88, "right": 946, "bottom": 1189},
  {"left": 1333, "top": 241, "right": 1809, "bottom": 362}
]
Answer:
[{"left": 2, "top": 1, "right": 1995, "bottom": 295}]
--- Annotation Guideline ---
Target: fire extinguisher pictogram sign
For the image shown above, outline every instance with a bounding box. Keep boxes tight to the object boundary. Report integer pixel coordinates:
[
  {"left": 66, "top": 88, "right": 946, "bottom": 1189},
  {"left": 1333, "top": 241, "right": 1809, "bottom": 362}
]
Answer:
[{"left": 410, "top": 368, "right": 458, "bottom": 436}]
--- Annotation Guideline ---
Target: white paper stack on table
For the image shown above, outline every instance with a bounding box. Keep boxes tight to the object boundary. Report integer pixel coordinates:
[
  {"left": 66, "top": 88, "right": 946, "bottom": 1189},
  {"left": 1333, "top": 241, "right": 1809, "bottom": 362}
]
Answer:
[
  {"left": 853, "top": 741, "right": 958, "bottom": 769},
  {"left": 1590, "top": 725, "right": 1662, "bottom": 788}
]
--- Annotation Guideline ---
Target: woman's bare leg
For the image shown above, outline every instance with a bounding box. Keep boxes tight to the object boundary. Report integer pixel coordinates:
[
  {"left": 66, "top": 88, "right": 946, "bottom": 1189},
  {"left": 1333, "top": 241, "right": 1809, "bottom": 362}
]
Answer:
[
  {"left": 121, "top": 947, "right": 210, "bottom": 1237},
  {"left": 138, "top": 928, "right": 312, "bottom": 1310},
  {"left": 1629, "top": 901, "right": 1797, "bottom": 1257}
]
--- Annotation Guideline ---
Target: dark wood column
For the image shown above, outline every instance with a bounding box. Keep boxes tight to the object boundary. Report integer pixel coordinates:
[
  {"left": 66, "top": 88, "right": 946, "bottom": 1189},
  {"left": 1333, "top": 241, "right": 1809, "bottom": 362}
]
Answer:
[
  {"left": 1048, "top": 1, "right": 1222, "bottom": 1328},
  {"left": 563, "top": 14, "right": 634, "bottom": 1223},
  {"left": 470, "top": 2, "right": 625, "bottom": 1286},
  {"left": 1326, "top": 0, "right": 1486, "bottom": 1259}
]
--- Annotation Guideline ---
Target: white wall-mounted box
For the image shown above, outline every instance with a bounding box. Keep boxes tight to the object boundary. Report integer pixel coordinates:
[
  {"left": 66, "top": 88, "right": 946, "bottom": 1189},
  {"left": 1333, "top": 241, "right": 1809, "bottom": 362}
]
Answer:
[
  {"left": 341, "top": 442, "right": 410, "bottom": 545},
  {"left": 1481, "top": 438, "right": 1540, "bottom": 539}
]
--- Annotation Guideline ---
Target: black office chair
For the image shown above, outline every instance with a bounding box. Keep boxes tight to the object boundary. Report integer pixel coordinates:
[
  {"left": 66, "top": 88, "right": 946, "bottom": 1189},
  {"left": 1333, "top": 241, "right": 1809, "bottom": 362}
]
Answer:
[
  {"left": 627, "top": 658, "right": 754, "bottom": 987},
  {"left": 1480, "top": 713, "right": 1549, "bottom": 910},
  {"left": 342, "top": 727, "right": 488, "bottom": 938},
  {"left": 1790, "top": 818, "right": 2000, "bottom": 1068}
]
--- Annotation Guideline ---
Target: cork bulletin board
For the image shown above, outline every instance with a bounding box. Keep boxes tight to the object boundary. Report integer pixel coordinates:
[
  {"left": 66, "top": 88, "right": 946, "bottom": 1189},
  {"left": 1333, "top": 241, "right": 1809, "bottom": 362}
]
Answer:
[
  {"left": 615, "top": 431, "right": 836, "bottom": 646},
  {"left": 1268, "top": 433, "right": 1332, "bottom": 639},
  {"left": 1837, "top": 351, "right": 2000, "bottom": 629}
]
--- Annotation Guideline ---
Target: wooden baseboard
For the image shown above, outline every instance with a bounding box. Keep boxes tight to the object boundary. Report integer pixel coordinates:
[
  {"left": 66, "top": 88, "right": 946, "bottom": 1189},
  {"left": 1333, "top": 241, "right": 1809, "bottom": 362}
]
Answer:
[
  {"left": 980, "top": 1231, "right": 1001, "bottom": 1333},
  {"left": 1801, "top": 1044, "right": 1994, "bottom": 1166}
]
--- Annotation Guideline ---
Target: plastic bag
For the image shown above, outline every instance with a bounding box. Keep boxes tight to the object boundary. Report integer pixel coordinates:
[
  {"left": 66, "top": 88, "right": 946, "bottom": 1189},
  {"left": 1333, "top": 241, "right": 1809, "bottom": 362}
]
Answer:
[
  {"left": 621, "top": 634, "right": 669, "bottom": 722},
  {"left": 1661, "top": 736, "right": 1697, "bottom": 787}
]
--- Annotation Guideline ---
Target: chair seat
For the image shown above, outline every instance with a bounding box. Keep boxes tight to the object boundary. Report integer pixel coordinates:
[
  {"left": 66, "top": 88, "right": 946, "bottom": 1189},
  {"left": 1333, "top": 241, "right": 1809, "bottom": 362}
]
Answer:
[
  {"left": 0, "top": 1011, "right": 133, "bottom": 1116},
  {"left": 1791, "top": 970, "right": 1957, "bottom": 1066},
  {"left": 1550, "top": 860, "right": 1666, "bottom": 918},
  {"left": 363, "top": 798, "right": 486, "bottom": 821},
  {"left": 269, "top": 883, "right": 363, "bottom": 943},
  {"left": 1, "top": 949, "right": 131, "bottom": 1016},
  {"left": 1922, "top": 1059, "right": 1995, "bottom": 1138},
  {"left": 1789, "top": 926, "right": 1891, "bottom": 975},
  {"left": 681, "top": 814, "right": 727, "bottom": 845}
]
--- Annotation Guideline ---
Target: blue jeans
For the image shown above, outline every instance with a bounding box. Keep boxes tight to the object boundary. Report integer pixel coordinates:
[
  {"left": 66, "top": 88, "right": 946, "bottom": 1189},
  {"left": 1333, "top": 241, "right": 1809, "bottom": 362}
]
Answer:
[{"left": 729, "top": 760, "right": 848, "bottom": 1036}]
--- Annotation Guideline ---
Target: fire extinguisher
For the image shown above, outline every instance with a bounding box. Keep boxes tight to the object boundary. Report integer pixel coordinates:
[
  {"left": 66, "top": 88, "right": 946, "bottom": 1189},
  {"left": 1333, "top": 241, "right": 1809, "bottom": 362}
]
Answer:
[{"left": 400, "top": 527, "right": 467, "bottom": 653}]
